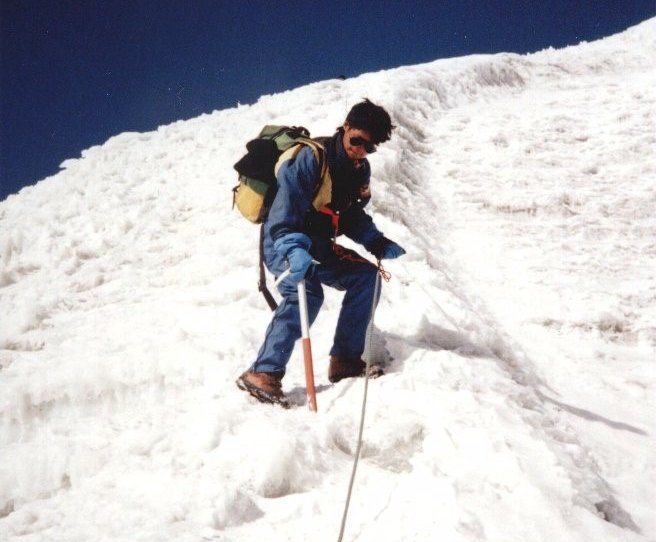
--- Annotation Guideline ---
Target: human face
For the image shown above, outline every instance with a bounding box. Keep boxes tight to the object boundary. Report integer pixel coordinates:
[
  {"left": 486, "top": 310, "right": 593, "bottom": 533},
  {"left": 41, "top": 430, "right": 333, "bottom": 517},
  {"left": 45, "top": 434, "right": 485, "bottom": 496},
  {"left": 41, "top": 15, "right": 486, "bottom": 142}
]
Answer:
[{"left": 342, "top": 123, "right": 375, "bottom": 162}]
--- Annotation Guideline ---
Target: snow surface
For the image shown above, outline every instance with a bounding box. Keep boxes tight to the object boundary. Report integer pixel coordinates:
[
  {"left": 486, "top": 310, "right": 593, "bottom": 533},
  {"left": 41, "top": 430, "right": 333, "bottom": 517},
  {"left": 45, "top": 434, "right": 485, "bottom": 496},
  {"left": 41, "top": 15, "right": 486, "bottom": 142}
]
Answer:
[{"left": 1, "top": 18, "right": 655, "bottom": 542}]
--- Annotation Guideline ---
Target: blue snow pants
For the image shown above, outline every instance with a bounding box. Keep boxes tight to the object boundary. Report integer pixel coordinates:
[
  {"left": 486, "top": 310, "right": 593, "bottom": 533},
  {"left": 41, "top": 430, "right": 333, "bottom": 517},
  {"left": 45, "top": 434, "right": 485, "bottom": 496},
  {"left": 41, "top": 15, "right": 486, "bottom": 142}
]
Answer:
[{"left": 251, "top": 240, "right": 380, "bottom": 375}]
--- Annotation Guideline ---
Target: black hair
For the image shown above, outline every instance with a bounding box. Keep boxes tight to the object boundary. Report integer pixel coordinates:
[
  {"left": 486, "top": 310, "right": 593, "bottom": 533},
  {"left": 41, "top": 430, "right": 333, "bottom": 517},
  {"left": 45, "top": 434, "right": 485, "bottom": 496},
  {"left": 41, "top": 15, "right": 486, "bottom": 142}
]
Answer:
[{"left": 344, "top": 99, "right": 394, "bottom": 144}]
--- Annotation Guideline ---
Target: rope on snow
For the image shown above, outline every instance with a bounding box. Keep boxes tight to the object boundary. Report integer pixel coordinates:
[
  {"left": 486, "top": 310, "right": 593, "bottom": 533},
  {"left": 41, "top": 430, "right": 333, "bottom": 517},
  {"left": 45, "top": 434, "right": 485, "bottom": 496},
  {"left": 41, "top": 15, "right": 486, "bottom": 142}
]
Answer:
[{"left": 337, "top": 262, "right": 383, "bottom": 542}]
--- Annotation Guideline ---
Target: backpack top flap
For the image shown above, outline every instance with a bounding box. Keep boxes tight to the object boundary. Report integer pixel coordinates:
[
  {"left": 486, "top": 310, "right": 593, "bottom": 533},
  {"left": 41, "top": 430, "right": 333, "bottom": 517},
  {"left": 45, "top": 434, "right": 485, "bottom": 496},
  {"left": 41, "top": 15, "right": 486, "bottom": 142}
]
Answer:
[{"left": 233, "top": 139, "right": 280, "bottom": 184}]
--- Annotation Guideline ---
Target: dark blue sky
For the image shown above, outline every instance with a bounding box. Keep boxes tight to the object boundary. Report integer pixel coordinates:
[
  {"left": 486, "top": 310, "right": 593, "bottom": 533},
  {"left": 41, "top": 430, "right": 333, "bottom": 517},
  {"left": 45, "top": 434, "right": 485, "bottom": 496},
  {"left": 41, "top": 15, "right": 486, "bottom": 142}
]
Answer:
[{"left": 1, "top": 1, "right": 654, "bottom": 200}]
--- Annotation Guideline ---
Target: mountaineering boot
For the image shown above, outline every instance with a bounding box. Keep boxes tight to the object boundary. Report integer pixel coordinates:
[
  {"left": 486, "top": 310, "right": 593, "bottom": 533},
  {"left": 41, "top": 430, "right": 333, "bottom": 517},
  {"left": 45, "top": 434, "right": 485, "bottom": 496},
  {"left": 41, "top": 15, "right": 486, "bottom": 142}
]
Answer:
[
  {"left": 328, "top": 356, "right": 384, "bottom": 384},
  {"left": 236, "top": 370, "right": 290, "bottom": 408}
]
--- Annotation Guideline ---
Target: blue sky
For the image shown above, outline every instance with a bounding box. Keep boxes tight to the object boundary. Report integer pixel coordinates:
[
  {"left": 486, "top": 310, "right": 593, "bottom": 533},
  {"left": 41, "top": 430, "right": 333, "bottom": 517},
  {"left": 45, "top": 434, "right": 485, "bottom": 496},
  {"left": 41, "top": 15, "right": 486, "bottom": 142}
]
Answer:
[{"left": 1, "top": 0, "right": 654, "bottom": 200}]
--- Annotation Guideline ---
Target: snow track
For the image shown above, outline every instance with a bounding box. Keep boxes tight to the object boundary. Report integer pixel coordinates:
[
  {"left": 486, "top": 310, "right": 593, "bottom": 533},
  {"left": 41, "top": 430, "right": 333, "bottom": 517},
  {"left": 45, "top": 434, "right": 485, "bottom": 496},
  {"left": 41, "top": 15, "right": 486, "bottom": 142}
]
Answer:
[{"left": 1, "top": 18, "right": 654, "bottom": 542}]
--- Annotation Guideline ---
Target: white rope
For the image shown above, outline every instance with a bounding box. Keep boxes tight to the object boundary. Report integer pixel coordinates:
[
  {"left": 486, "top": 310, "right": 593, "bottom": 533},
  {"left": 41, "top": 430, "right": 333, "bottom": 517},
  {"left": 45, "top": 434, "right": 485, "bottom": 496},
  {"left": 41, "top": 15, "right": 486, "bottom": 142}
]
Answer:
[{"left": 337, "top": 267, "right": 382, "bottom": 542}]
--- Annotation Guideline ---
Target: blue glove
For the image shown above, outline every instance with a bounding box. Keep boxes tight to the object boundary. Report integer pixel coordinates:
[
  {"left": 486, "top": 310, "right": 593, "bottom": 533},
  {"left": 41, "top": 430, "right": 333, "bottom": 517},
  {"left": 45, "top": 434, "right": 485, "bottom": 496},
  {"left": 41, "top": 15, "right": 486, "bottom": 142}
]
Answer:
[
  {"left": 286, "top": 246, "right": 314, "bottom": 283},
  {"left": 382, "top": 240, "right": 406, "bottom": 259},
  {"left": 274, "top": 233, "right": 315, "bottom": 284},
  {"left": 367, "top": 236, "right": 406, "bottom": 260}
]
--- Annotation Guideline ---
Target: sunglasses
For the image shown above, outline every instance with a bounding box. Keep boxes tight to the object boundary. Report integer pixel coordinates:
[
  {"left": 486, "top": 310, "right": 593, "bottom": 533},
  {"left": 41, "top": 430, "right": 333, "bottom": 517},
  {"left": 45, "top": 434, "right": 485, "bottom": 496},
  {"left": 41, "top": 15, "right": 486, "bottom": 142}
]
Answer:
[{"left": 349, "top": 136, "right": 377, "bottom": 154}]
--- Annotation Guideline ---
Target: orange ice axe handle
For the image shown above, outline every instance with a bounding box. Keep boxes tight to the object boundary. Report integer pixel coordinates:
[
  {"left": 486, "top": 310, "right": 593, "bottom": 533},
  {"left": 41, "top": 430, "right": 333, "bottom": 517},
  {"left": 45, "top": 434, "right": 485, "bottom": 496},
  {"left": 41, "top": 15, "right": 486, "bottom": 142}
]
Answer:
[{"left": 297, "top": 279, "right": 317, "bottom": 412}]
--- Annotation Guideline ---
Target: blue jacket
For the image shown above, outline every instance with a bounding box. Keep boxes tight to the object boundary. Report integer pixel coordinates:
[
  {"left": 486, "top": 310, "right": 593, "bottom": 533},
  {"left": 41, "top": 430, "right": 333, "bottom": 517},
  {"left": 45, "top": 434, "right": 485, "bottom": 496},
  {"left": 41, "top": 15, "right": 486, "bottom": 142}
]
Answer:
[{"left": 263, "top": 130, "right": 383, "bottom": 274}]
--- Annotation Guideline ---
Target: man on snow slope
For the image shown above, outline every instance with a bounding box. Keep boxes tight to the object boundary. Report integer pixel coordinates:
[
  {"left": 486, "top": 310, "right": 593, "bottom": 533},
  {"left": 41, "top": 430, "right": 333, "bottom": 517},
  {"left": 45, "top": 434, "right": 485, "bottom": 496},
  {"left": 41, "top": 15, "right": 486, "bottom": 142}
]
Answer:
[{"left": 237, "top": 99, "right": 405, "bottom": 406}]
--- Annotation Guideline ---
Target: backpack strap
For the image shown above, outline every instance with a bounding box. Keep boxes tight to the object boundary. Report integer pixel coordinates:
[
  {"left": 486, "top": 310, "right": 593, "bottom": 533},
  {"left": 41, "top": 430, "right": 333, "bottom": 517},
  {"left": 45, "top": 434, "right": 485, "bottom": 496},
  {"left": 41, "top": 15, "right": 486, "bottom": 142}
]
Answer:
[
  {"left": 274, "top": 140, "right": 332, "bottom": 210},
  {"left": 258, "top": 223, "right": 278, "bottom": 311}
]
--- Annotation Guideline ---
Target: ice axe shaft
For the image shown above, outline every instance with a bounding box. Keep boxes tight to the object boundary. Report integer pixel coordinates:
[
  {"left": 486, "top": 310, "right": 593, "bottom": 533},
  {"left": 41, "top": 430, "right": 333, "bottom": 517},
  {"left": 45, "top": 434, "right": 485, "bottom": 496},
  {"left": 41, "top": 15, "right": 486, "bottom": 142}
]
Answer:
[
  {"left": 274, "top": 269, "right": 318, "bottom": 412},
  {"left": 297, "top": 279, "right": 317, "bottom": 412}
]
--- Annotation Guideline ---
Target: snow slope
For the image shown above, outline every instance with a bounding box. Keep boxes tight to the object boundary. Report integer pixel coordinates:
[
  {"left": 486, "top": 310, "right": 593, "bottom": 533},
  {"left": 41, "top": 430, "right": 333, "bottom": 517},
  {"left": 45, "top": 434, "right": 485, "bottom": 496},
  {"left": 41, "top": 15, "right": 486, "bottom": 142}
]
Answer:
[{"left": 1, "top": 17, "right": 655, "bottom": 542}]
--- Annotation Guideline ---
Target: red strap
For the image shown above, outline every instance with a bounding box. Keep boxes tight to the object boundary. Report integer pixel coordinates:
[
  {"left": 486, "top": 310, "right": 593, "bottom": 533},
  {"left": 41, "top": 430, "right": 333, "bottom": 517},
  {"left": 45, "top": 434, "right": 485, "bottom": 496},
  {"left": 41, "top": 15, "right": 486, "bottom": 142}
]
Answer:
[
  {"left": 332, "top": 244, "right": 392, "bottom": 282},
  {"left": 319, "top": 206, "right": 340, "bottom": 236},
  {"left": 319, "top": 206, "right": 392, "bottom": 282}
]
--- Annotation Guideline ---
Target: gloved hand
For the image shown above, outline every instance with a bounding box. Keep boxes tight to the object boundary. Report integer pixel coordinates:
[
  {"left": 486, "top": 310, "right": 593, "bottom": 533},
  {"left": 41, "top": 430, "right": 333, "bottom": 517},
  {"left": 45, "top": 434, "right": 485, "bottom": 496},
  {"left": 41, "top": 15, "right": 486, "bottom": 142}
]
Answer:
[
  {"left": 286, "top": 246, "right": 314, "bottom": 284},
  {"left": 367, "top": 236, "right": 406, "bottom": 260},
  {"left": 274, "top": 232, "right": 315, "bottom": 284}
]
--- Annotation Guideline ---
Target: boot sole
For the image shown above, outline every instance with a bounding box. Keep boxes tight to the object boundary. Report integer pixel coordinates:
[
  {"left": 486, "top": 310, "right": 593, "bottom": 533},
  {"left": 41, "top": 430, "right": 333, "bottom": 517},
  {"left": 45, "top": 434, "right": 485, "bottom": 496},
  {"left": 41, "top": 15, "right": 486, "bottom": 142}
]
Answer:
[{"left": 236, "top": 376, "right": 290, "bottom": 409}]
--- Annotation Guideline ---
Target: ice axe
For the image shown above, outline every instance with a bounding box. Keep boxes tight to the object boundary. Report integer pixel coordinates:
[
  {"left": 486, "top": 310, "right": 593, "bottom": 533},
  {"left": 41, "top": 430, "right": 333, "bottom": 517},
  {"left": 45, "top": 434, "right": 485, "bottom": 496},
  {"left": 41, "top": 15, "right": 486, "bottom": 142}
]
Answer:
[{"left": 275, "top": 263, "right": 319, "bottom": 412}]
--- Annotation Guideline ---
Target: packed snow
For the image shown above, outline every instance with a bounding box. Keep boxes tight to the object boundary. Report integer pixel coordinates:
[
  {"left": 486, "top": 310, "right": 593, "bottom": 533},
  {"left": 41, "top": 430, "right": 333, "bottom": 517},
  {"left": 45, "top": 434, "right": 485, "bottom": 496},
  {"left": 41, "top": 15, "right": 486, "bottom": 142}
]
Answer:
[{"left": 1, "top": 18, "right": 655, "bottom": 542}]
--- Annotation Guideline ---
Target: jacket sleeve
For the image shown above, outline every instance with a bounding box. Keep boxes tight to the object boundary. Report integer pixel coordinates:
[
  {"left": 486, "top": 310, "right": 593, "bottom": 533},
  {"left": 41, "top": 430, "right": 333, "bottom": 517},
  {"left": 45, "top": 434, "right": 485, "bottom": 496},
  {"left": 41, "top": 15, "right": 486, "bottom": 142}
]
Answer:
[
  {"left": 341, "top": 200, "right": 383, "bottom": 248},
  {"left": 267, "top": 146, "right": 320, "bottom": 243}
]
